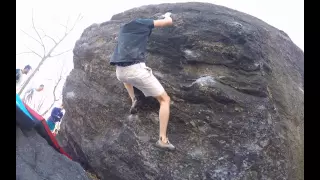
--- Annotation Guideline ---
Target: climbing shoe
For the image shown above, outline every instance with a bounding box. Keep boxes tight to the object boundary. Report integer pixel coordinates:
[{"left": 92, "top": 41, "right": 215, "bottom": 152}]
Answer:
[
  {"left": 129, "top": 99, "right": 138, "bottom": 114},
  {"left": 155, "top": 138, "right": 176, "bottom": 151}
]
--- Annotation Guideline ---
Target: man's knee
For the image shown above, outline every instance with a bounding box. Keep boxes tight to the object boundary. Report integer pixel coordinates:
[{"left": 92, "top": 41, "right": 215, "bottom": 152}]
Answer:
[
  {"left": 155, "top": 92, "right": 170, "bottom": 105},
  {"left": 163, "top": 94, "right": 170, "bottom": 104}
]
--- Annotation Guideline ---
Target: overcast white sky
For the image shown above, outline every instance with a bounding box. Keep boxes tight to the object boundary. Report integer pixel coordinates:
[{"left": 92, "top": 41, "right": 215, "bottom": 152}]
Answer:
[{"left": 16, "top": 0, "right": 304, "bottom": 117}]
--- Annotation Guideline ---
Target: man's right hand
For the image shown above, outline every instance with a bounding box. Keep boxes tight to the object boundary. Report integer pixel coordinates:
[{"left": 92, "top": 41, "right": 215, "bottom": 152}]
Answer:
[{"left": 163, "top": 12, "right": 172, "bottom": 18}]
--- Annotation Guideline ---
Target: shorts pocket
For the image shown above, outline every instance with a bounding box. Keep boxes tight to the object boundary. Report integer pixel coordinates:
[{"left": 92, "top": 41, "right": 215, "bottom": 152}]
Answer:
[{"left": 138, "top": 67, "right": 157, "bottom": 85}]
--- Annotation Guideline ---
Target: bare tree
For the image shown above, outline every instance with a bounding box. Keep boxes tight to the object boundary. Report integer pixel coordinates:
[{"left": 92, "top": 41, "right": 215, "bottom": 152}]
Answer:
[{"left": 17, "top": 10, "right": 82, "bottom": 95}]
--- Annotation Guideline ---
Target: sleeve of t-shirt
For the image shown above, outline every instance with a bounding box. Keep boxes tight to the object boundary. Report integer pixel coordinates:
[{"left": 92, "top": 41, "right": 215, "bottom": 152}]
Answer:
[{"left": 135, "top": 18, "right": 154, "bottom": 30}]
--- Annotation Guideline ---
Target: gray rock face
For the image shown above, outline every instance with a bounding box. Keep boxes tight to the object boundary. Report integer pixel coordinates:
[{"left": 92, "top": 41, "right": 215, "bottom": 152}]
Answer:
[
  {"left": 16, "top": 126, "right": 89, "bottom": 180},
  {"left": 59, "top": 2, "right": 304, "bottom": 180}
]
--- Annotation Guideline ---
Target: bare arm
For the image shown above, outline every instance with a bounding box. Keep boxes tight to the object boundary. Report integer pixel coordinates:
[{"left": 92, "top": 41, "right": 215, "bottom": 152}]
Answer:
[{"left": 153, "top": 15, "right": 173, "bottom": 27}]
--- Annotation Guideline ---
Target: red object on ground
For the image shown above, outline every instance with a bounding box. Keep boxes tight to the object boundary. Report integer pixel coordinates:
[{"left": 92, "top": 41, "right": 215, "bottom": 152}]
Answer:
[{"left": 23, "top": 102, "right": 72, "bottom": 160}]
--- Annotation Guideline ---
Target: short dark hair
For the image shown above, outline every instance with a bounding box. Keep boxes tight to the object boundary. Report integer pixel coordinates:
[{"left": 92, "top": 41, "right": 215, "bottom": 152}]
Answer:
[
  {"left": 24, "top": 65, "right": 32, "bottom": 70},
  {"left": 39, "top": 84, "right": 44, "bottom": 87}
]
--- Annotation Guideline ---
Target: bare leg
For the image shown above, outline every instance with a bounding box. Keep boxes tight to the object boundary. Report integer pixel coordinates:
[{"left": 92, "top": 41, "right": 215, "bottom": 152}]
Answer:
[
  {"left": 123, "top": 83, "right": 136, "bottom": 103},
  {"left": 123, "top": 83, "right": 138, "bottom": 114},
  {"left": 154, "top": 91, "right": 171, "bottom": 143}
]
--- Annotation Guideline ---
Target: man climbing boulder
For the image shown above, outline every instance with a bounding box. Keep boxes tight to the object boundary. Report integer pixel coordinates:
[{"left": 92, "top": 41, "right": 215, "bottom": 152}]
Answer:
[
  {"left": 110, "top": 12, "right": 175, "bottom": 150},
  {"left": 60, "top": 3, "right": 304, "bottom": 179}
]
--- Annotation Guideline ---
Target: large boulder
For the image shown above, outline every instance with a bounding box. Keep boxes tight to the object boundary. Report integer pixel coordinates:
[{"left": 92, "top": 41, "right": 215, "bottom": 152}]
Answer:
[
  {"left": 58, "top": 2, "right": 304, "bottom": 180},
  {"left": 16, "top": 126, "right": 89, "bottom": 180}
]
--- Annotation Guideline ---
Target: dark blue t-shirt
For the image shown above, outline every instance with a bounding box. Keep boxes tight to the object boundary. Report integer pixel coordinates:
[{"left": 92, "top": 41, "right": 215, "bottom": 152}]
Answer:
[{"left": 110, "top": 19, "right": 154, "bottom": 65}]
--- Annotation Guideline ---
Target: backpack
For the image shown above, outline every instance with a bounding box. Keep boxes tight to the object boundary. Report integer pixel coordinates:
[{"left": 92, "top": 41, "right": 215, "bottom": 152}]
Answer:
[
  {"left": 16, "top": 94, "right": 38, "bottom": 129},
  {"left": 16, "top": 69, "right": 21, "bottom": 81}
]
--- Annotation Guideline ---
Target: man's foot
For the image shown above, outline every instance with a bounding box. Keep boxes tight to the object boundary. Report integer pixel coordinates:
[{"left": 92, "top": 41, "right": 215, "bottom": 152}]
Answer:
[
  {"left": 129, "top": 99, "right": 138, "bottom": 114},
  {"left": 155, "top": 138, "right": 175, "bottom": 151}
]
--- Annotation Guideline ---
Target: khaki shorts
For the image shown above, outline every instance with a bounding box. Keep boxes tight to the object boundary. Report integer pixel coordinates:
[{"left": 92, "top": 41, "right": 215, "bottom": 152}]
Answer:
[{"left": 116, "top": 63, "right": 165, "bottom": 97}]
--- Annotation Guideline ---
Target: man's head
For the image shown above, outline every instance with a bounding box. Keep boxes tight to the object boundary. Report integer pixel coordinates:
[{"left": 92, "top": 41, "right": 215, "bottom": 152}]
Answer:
[
  {"left": 36, "top": 84, "right": 44, "bottom": 92},
  {"left": 22, "top": 65, "right": 32, "bottom": 75},
  {"left": 60, "top": 103, "right": 64, "bottom": 109}
]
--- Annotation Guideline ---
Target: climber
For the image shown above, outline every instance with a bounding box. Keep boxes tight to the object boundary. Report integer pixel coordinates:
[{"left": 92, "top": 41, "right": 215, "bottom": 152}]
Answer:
[
  {"left": 110, "top": 12, "right": 175, "bottom": 150},
  {"left": 46, "top": 104, "right": 64, "bottom": 132},
  {"left": 16, "top": 65, "right": 32, "bottom": 91}
]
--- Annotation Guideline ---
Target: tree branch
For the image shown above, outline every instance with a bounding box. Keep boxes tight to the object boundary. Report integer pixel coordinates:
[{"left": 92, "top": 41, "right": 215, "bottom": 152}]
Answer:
[
  {"left": 49, "top": 49, "right": 72, "bottom": 57},
  {"left": 16, "top": 45, "right": 44, "bottom": 59},
  {"left": 66, "top": 14, "right": 82, "bottom": 34},
  {"left": 63, "top": 15, "right": 70, "bottom": 34},
  {"left": 21, "top": 29, "right": 42, "bottom": 45},
  {"left": 31, "top": 9, "right": 46, "bottom": 56},
  {"left": 40, "top": 69, "right": 64, "bottom": 116},
  {"left": 44, "top": 35, "right": 58, "bottom": 44},
  {"left": 16, "top": 51, "right": 42, "bottom": 59},
  {"left": 39, "top": 28, "right": 58, "bottom": 45}
]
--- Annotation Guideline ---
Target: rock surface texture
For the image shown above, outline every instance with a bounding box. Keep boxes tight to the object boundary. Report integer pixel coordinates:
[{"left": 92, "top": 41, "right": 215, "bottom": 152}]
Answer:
[
  {"left": 16, "top": 126, "right": 89, "bottom": 180},
  {"left": 58, "top": 2, "right": 304, "bottom": 180}
]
